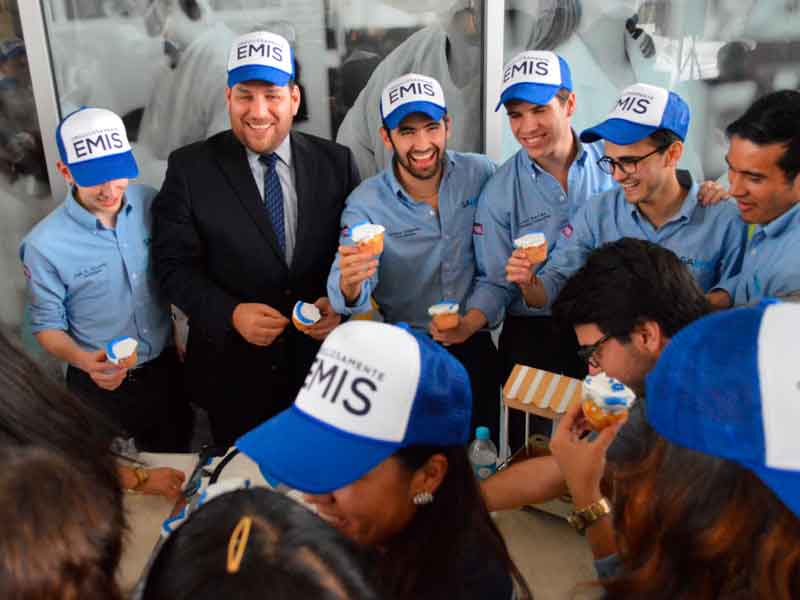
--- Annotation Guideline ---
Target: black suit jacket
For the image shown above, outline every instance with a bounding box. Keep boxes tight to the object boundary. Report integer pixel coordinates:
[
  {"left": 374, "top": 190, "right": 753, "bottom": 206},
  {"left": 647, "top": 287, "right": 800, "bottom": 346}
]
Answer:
[{"left": 152, "top": 130, "right": 359, "bottom": 436}]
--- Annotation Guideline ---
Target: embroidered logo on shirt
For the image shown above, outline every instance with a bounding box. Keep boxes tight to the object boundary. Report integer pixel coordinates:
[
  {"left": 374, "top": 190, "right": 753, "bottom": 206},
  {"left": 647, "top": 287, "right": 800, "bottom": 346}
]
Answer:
[
  {"left": 561, "top": 224, "right": 574, "bottom": 238},
  {"left": 461, "top": 196, "right": 478, "bottom": 208},
  {"left": 388, "top": 227, "right": 419, "bottom": 239},
  {"left": 473, "top": 223, "right": 484, "bottom": 235},
  {"left": 519, "top": 212, "right": 550, "bottom": 228},
  {"left": 680, "top": 256, "right": 713, "bottom": 271},
  {"left": 74, "top": 263, "right": 107, "bottom": 280}
]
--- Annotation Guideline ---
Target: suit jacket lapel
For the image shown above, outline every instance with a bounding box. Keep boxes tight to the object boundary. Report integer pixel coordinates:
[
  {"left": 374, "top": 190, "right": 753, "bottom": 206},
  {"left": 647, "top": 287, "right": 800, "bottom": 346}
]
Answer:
[
  {"left": 212, "top": 132, "right": 287, "bottom": 266},
  {"left": 290, "top": 131, "right": 316, "bottom": 272}
]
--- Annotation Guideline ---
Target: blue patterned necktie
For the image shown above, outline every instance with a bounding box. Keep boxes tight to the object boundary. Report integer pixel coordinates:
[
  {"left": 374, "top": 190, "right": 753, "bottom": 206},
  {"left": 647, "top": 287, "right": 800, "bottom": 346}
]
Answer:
[{"left": 259, "top": 153, "right": 285, "bottom": 254}]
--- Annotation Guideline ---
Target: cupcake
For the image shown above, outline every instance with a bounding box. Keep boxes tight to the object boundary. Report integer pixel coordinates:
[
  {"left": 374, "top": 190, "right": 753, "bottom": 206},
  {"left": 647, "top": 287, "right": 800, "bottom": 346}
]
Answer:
[
  {"left": 428, "top": 301, "right": 460, "bottom": 331},
  {"left": 106, "top": 337, "right": 138, "bottom": 369},
  {"left": 351, "top": 222, "right": 386, "bottom": 256},
  {"left": 581, "top": 372, "right": 636, "bottom": 431},
  {"left": 514, "top": 232, "right": 548, "bottom": 263},
  {"left": 292, "top": 301, "right": 322, "bottom": 332}
]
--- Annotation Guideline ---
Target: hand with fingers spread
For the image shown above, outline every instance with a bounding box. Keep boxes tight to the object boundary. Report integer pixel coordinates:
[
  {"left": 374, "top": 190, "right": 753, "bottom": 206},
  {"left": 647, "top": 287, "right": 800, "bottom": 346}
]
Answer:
[
  {"left": 338, "top": 245, "right": 379, "bottom": 303},
  {"left": 79, "top": 349, "right": 127, "bottom": 391},
  {"left": 306, "top": 297, "right": 342, "bottom": 341},
  {"left": 232, "top": 303, "right": 290, "bottom": 347},
  {"left": 550, "top": 401, "right": 627, "bottom": 506}
]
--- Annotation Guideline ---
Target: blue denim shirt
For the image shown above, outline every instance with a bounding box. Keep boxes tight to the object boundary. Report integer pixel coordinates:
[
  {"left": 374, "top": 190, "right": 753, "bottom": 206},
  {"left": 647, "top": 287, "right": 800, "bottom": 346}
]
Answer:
[
  {"left": 327, "top": 151, "right": 495, "bottom": 330},
  {"left": 469, "top": 138, "right": 614, "bottom": 325},
  {"left": 537, "top": 181, "right": 748, "bottom": 306},
  {"left": 715, "top": 203, "right": 800, "bottom": 306},
  {"left": 20, "top": 184, "right": 171, "bottom": 364}
]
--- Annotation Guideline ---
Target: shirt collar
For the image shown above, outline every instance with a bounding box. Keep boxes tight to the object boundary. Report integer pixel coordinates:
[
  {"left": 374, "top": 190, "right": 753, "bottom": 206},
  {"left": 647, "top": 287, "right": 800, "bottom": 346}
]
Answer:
[
  {"left": 629, "top": 173, "right": 698, "bottom": 224},
  {"left": 528, "top": 129, "right": 587, "bottom": 177},
  {"left": 385, "top": 150, "right": 455, "bottom": 205},
  {"left": 757, "top": 203, "right": 800, "bottom": 239},
  {"left": 247, "top": 134, "right": 293, "bottom": 170},
  {"left": 64, "top": 187, "right": 131, "bottom": 231}
]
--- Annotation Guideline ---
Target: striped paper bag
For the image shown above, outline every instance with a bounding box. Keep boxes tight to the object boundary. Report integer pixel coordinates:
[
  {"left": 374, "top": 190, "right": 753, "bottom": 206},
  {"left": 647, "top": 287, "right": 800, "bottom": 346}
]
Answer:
[{"left": 502, "top": 365, "right": 582, "bottom": 420}]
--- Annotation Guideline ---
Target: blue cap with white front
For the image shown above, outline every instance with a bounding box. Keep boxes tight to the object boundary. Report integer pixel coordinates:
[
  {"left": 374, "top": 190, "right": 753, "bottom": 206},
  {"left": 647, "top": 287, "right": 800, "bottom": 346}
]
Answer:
[
  {"left": 227, "top": 31, "right": 294, "bottom": 88},
  {"left": 236, "top": 321, "right": 472, "bottom": 494},
  {"left": 0, "top": 38, "right": 24, "bottom": 62},
  {"left": 380, "top": 73, "right": 447, "bottom": 130},
  {"left": 580, "top": 83, "right": 690, "bottom": 145},
  {"left": 645, "top": 301, "right": 800, "bottom": 517},
  {"left": 496, "top": 50, "right": 572, "bottom": 111},
  {"left": 56, "top": 107, "right": 138, "bottom": 187}
]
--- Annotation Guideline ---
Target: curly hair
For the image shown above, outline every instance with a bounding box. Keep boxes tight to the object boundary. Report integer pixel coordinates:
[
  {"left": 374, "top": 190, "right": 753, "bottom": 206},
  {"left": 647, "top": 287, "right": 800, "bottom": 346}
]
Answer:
[{"left": 605, "top": 431, "right": 800, "bottom": 600}]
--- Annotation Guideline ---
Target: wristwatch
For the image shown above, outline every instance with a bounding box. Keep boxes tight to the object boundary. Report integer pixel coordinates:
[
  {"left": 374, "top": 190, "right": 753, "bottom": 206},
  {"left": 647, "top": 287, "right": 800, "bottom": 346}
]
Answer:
[
  {"left": 131, "top": 467, "right": 150, "bottom": 491},
  {"left": 567, "top": 496, "right": 612, "bottom": 535}
]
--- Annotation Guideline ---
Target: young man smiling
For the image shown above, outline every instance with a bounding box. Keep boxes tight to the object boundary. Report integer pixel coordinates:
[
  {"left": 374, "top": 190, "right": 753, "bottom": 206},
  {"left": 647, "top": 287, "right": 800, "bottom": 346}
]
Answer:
[
  {"left": 152, "top": 31, "right": 360, "bottom": 446},
  {"left": 20, "top": 107, "right": 191, "bottom": 451},
  {"left": 521, "top": 83, "right": 747, "bottom": 311},
  {"left": 327, "top": 73, "right": 500, "bottom": 439},
  {"left": 708, "top": 90, "right": 800, "bottom": 308}
]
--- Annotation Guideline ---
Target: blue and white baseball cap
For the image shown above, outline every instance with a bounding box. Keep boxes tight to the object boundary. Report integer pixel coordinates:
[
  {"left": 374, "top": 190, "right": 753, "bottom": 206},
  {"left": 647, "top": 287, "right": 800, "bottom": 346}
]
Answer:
[
  {"left": 56, "top": 107, "right": 138, "bottom": 187},
  {"left": 380, "top": 73, "right": 447, "bottom": 130},
  {"left": 496, "top": 51, "right": 572, "bottom": 111},
  {"left": 0, "top": 38, "right": 25, "bottom": 62},
  {"left": 580, "top": 83, "right": 690, "bottom": 145},
  {"left": 645, "top": 301, "right": 800, "bottom": 517},
  {"left": 236, "top": 321, "right": 472, "bottom": 494},
  {"left": 228, "top": 31, "right": 294, "bottom": 88}
]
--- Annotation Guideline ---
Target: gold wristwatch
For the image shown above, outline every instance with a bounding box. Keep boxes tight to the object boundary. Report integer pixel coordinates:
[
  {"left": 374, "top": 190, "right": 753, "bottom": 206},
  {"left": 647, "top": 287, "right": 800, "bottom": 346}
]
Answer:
[
  {"left": 567, "top": 496, "right": 612, "bottom": 535},
  {"left": 132, "top": 467, "right": 150, "bottom": 491}
]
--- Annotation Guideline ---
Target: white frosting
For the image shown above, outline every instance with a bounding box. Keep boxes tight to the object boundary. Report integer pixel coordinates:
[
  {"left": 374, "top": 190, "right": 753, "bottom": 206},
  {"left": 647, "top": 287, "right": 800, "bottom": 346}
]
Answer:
[
  {"left": 106, "top": 337, "right": 138, "bottom": 364},
  {"left": 428, "top": 302, "right": 459, "bottom": 316},
  {"left": 293, "top": 301, "right": 321, "bottom": 325},
  {"left": 514, "top": 232, "right": 546, "bottom": 248},
  {"left": 351, "top": 223, "right": 385, "bottom": 243},
  {"left": 582, "top": 372, "right": 636, "bottom": 414}
]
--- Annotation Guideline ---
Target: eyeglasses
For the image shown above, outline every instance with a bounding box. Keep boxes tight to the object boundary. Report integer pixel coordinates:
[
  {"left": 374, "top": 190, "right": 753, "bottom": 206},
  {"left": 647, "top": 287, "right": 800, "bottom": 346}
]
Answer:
[
  {"left": 577, "top": 333, "right": 613, "bottom": 369},
  {"left": 596, "top": 143, "right": 670, "bottom": 175}
]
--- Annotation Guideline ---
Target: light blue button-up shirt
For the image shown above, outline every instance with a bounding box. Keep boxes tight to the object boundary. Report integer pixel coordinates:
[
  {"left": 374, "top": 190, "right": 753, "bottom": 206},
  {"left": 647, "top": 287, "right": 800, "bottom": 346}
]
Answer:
[
  {"left": 327, "top": 151, "right": 495, "bottom": 330},
  {"left": 537, "top": 179, "right": 748, "bottom": 305},
  {"left": 469, "top": 138, "right": 614, "bottom": 325},
  {"left": 20, "top": 184, "right": 171, "bottom": 364},
  {"left": 715, "top": 203, "right": 800, "bottom": 305}
]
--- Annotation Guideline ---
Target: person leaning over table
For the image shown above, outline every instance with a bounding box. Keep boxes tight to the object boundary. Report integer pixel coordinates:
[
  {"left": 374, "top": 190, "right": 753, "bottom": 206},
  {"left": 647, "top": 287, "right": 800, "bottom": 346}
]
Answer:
[
  {"left": 550, "top": 300, "right": 800, "bottom": 600},
  {"left": 237, "top": 320, "right": 532, "bottom": 600},
  {"left": 151, "top": 30, "right": 360, "bottom": 447}
]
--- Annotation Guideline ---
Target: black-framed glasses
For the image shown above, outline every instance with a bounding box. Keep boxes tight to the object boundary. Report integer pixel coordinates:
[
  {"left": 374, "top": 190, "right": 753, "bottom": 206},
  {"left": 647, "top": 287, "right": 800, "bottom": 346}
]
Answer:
[
  {"left": 596, "top": 143, "right": 670, "bottom": 175},
  {"left": 577, "top": 333, "right": 613, "bottom": 369}
]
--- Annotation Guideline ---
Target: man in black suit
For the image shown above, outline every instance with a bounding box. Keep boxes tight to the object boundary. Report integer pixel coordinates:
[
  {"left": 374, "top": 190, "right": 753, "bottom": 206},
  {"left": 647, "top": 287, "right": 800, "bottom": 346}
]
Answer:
[{"left": 152, "top": 31, "right": 360, "bottom": 446}]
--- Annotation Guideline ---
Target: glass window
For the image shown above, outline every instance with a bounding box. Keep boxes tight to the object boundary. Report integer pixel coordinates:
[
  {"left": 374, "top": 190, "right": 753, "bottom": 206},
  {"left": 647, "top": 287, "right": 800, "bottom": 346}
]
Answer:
[
  {"left": 500, "top": 0, "right": 800, "bottom": 180},
  {"left": 0, "top": 0, "right": 53, "bottom": 349},
  {"left": 43, "top": 0, "right": 486, "bottom": 183}
]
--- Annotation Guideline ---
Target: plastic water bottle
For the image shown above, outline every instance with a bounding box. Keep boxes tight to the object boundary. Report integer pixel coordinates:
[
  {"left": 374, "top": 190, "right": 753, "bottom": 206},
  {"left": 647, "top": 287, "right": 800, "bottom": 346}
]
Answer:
[{"left": 469, "top": 426, "right": 498, "bottom": 480}]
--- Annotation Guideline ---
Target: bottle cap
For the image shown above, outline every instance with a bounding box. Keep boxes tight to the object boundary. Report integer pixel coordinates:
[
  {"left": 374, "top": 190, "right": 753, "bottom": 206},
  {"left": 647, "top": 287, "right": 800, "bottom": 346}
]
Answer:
[{"left": 476, "top": 426, "right": 490, "bottom": 440}]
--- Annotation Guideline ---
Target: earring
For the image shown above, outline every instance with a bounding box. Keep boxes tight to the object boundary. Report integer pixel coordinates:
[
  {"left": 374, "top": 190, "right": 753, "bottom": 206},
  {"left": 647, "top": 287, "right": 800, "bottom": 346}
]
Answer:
[{"left": 412, "top": 491, "right": 434, "bottom": 505}]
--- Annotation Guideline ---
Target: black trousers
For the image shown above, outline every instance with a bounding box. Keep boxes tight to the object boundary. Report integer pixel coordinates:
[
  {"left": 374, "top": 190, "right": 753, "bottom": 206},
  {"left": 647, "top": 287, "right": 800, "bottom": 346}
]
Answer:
[
  {"left": 446, "top": 331, "right": 502, "bottom": 446},
  {"left": 498, "top": 315, "right": 587, "bottom": 449},
  {"left": 67, "top": 347, "right": 193, "bottom": 452}
]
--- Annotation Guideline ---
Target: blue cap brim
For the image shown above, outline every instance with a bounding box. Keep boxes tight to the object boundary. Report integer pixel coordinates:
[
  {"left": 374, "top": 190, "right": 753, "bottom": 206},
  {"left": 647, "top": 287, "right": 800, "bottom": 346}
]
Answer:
[
  {"left": 579, "top": 118, "right": 659, "bottom": 145},
  {"left": 382, "top": 102, "right": 446, "bottom": 130},
  {"left": 68, "top": 151, "right": 138, "bottom": 187},
  {"left": 228, "top": 64, "right": 292, "bottom": 88},
  {"left": 236, "top": 406, "right": 399, "bottom": 494},
  {"left": 495, "top": 82, "right": 559, "bottom": 112}
]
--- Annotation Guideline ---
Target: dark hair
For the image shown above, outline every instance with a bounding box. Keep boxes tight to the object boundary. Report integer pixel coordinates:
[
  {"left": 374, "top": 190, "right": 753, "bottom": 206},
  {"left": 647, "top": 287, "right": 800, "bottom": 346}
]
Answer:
[
  {"left": 605, "top": 430, "right": 800, "bottom": 599},
  {"left": 378, "top": 445, "right": 532, "bottom": 600},
  {"left": 0, "top": 446, "right": 123, "bottom": 600},
  {"left": 726, "top": 90, "right": 800, "bottom": 182},
  {"left": 647, "top": 128, "right": 682, "bottom": 149},
  {"left": 552, "top": 238, "right": 710, "bottom": 339},
  {"left": 142, "top": 488, "right": 378, "bottom": 600}
]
